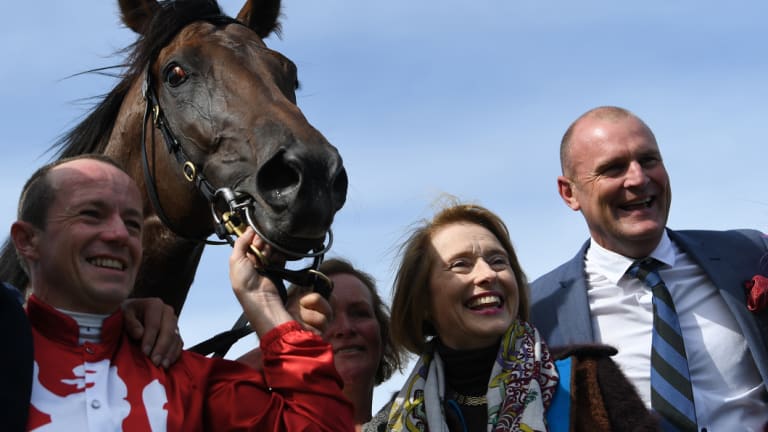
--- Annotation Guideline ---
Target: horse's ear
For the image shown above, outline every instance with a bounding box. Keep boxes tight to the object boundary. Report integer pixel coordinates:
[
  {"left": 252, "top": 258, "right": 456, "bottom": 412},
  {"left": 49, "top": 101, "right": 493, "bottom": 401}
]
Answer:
[
  {"left": 118, "top": 0, "right": 160, "bottom": 34},
  {"left": 236, "top": 0, "right": 282, "bottom": 38}
]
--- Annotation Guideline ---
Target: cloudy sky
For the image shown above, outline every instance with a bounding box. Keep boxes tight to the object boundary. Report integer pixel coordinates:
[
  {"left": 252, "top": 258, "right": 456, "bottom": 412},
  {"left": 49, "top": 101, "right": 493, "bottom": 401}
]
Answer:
[{"left": 2, "top": 0, "right": 767, "bottom": 410}]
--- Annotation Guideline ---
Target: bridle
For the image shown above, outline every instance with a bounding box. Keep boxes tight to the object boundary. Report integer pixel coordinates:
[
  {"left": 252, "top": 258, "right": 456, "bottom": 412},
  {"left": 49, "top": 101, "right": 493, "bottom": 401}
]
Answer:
[{"left": 139, "top": 48, "right": 334, "bottom": 356}]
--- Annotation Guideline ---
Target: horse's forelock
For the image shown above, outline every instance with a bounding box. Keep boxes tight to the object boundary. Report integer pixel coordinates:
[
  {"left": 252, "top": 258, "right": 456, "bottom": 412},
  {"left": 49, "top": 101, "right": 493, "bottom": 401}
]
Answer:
[
  {"left": 55, "top": 0, "right": 231, "bottom": 160},
  {"left": 127, "top": 0, "right": 225, "bottom": 78}
]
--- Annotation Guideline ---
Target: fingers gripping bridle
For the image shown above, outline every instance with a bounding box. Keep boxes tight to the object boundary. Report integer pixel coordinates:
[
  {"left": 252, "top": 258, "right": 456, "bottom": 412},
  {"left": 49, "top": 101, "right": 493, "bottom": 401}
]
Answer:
[
  {"left": 209, "top": 188, "right": 334, "bottom": 302},
  {"left": 140, "top": 63, "right": 333, "bottom": 357}
]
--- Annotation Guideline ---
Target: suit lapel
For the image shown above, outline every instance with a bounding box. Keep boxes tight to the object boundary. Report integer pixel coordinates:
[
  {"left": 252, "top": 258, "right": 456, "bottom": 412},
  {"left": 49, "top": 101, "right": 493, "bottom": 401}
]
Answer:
[
  {"left": 559, "top": 241, "right": 595, "bottom": 344},
  {"left": 669, "top": 229, "right": 768, "bottom": 388}
]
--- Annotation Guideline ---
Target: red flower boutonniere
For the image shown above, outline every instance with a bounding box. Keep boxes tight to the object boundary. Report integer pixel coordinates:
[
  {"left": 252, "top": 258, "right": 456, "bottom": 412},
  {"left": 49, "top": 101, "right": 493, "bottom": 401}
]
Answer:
[{"left": 745, "top": 275, "right": 768, "bottom": 312}]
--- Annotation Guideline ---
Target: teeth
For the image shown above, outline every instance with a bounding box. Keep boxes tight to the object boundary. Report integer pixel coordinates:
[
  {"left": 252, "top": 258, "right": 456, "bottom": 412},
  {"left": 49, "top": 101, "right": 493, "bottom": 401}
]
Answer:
[
  {"left": 89, "top": 258, "right": 124, "bottom": 270},
  {"left": 623, "top": 197, "right": 652, "bottom": 209},
  {"left": 467, "top": 295, "right": 501, "bottom": 309}
]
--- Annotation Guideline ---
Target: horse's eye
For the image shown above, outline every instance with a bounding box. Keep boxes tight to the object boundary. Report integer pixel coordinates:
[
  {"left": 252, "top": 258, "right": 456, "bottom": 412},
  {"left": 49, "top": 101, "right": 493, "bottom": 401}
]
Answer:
[{"left": 164, "top": 64, "right": 188, "bottom": 87}]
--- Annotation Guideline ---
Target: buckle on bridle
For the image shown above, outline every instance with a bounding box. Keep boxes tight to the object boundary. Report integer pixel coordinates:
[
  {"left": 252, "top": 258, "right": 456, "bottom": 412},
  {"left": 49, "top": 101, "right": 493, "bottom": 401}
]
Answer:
[
  {"left": 211, "top": 188, "right": 253, "bottom": 244},
  {"left": 209, "top": 187, "right": 334, "bottom": 299},
  {"left": 211, "top": 187, "right": 333, "bottom": 260},
  {"left": 183, "top": 161, "right": 196, "bottom": 182}
]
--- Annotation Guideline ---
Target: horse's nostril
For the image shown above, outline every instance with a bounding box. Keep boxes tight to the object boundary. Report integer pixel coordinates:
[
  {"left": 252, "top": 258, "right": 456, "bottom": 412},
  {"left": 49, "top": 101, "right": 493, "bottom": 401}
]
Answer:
[
  {"left": 257, "top": 151, "right": 300, "bottom": 206},
  {"left": 332, "top": 168, "right": 349, "bottom": 210},
  {"left": 256, "top": 146, "right": 347, "bottom": 216}
]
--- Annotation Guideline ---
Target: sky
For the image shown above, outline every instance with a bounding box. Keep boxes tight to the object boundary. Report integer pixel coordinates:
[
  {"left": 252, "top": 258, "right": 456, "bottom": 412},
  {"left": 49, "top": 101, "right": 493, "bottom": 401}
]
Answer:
[{"left": 2, "top": 0, "right": 767, "bottom": 412}]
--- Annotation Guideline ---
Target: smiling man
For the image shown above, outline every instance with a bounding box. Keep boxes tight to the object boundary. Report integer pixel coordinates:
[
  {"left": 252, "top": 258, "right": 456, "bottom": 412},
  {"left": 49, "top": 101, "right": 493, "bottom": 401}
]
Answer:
[
  {"left": 10, "top": 154, "right": 352, "bottom": 431},
  {"left": 530, "top": 106, "right": 768, "bottom": 431}
]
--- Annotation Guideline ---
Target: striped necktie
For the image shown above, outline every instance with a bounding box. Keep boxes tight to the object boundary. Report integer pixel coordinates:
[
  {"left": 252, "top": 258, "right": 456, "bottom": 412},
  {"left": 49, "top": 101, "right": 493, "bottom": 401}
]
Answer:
[{"left": 628, "top": 258, "right": 697, "bottom": 432}]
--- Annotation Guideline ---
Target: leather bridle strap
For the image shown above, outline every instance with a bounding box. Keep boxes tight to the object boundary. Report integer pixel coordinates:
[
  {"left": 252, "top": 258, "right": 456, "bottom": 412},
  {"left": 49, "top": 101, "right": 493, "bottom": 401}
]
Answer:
[
  {"left": 139, "top": 40, "right": 335, "bottom": 358},
  {"left": 140, "top": 66, "right": 225, "bottom": 246},
  {"left": 140, "top": 67, "right": 333, "bottom": 282}
]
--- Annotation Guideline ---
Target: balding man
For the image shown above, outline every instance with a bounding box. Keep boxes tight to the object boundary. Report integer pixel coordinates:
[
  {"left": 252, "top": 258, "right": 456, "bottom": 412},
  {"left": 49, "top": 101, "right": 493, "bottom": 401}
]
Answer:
[{"left": 530, "top": 106, "right": 768, "bottom": 431}]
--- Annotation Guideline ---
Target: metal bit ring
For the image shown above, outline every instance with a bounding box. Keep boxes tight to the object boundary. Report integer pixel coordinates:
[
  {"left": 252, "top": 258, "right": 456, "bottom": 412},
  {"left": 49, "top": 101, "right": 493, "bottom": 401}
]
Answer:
[{"left": 249, "top": 245, "right": 269, "bottom": 267}]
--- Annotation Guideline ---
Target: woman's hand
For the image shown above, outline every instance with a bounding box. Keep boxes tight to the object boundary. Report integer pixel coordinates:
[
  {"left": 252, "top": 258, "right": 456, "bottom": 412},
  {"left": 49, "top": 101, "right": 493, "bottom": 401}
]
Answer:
[{"left": 286, "top": 290, "right": 332, "bottom": 336}]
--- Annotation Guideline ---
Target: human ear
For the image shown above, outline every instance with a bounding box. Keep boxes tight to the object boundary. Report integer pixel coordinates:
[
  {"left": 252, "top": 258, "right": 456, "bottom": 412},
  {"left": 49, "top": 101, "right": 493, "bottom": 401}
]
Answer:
[
  {"left": 10, "top": 221, "right": 41, "bottom": 263},
  {"left": 557, "top": 176, "right": 581, "bottom": 211}
]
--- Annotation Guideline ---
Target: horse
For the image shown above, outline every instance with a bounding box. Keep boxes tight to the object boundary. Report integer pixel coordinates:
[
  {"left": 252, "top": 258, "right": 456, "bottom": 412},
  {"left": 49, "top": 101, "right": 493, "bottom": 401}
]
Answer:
[{"left": 0, "top": 0, "right": 348, "bottom": 315}]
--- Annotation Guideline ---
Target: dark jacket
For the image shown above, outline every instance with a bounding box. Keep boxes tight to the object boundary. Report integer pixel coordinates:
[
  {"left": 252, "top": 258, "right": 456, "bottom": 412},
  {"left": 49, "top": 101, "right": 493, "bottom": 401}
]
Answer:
[
  {"left": 530, "top": 229, "right": 768, "bottom": 390},
  {"left": 0, "top": 282, "right": 32, "bottom": 432}
]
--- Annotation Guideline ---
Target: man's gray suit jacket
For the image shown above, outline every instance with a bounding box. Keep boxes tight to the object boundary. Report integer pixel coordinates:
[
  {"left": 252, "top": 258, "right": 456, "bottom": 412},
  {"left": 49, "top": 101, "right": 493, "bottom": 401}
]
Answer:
[{"left": 529, "top": 228, "right": 768, "bottom": 389}]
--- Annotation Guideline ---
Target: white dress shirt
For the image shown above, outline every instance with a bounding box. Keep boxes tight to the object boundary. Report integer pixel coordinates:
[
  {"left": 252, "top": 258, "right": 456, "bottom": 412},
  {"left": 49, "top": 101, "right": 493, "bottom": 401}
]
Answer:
[{"left": 585, "top": 232, "right": 768, "bottom": 431}]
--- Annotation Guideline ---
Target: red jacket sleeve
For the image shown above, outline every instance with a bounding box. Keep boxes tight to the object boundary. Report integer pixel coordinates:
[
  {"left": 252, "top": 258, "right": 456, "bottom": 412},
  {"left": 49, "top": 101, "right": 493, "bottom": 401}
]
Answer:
[{"left": 203, "top": 321, "right": 354, "bottom": 431}]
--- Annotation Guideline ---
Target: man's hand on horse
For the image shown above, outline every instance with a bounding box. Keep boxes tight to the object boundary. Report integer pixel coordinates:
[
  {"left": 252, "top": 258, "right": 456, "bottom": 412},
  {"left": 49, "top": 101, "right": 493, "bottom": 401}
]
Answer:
[
  {"left": 122, "top": 297, "right": 183, "bottom": 368},
  {"left": 230, "top": 227, "right": 332, "bottom": 337}
]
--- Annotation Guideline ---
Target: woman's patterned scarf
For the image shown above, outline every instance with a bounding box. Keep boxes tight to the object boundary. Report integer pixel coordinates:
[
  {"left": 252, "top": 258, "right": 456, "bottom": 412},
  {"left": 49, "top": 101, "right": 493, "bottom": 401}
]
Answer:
[{"left": 385, "top": 320, "right": 559, "bottom": 432}]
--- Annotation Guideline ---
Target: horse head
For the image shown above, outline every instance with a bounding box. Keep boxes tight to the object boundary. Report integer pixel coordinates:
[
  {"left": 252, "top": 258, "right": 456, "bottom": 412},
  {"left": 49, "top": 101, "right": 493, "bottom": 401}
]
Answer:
[
  {"left": 103, "top": 0, "right": 349, "bottom": 311},
  {"left": 0, "top": 0, "right": 344, "bottom": 313},
  {"left": 114, "top": 0, "right": 347, "bottom": 250},
  {"left": 0, "top": 0, "right": 346, "bottom": 312}
]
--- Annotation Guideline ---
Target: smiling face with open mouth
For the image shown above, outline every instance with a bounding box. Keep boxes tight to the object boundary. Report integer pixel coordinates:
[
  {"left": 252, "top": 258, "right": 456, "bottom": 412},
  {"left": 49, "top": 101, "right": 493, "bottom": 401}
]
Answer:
[
  {"left": 27, "top": 159, "right": 144, "bottom": 314},
  {"left": 558, "top": 114, "right": 671, "bottom": 258},
  {"left": 427, "top": 222, "right": 519, "bottom": 350}
]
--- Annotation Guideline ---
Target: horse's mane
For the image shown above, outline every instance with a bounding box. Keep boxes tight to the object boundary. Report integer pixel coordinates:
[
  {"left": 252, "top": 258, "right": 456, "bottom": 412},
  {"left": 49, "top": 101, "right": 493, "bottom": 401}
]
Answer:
[
  {"left": 56, "top": 0, "right": 227, "bottom": 159},
  {"left": 0, "top": 0, "right": 230, "bottom": 292}
]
